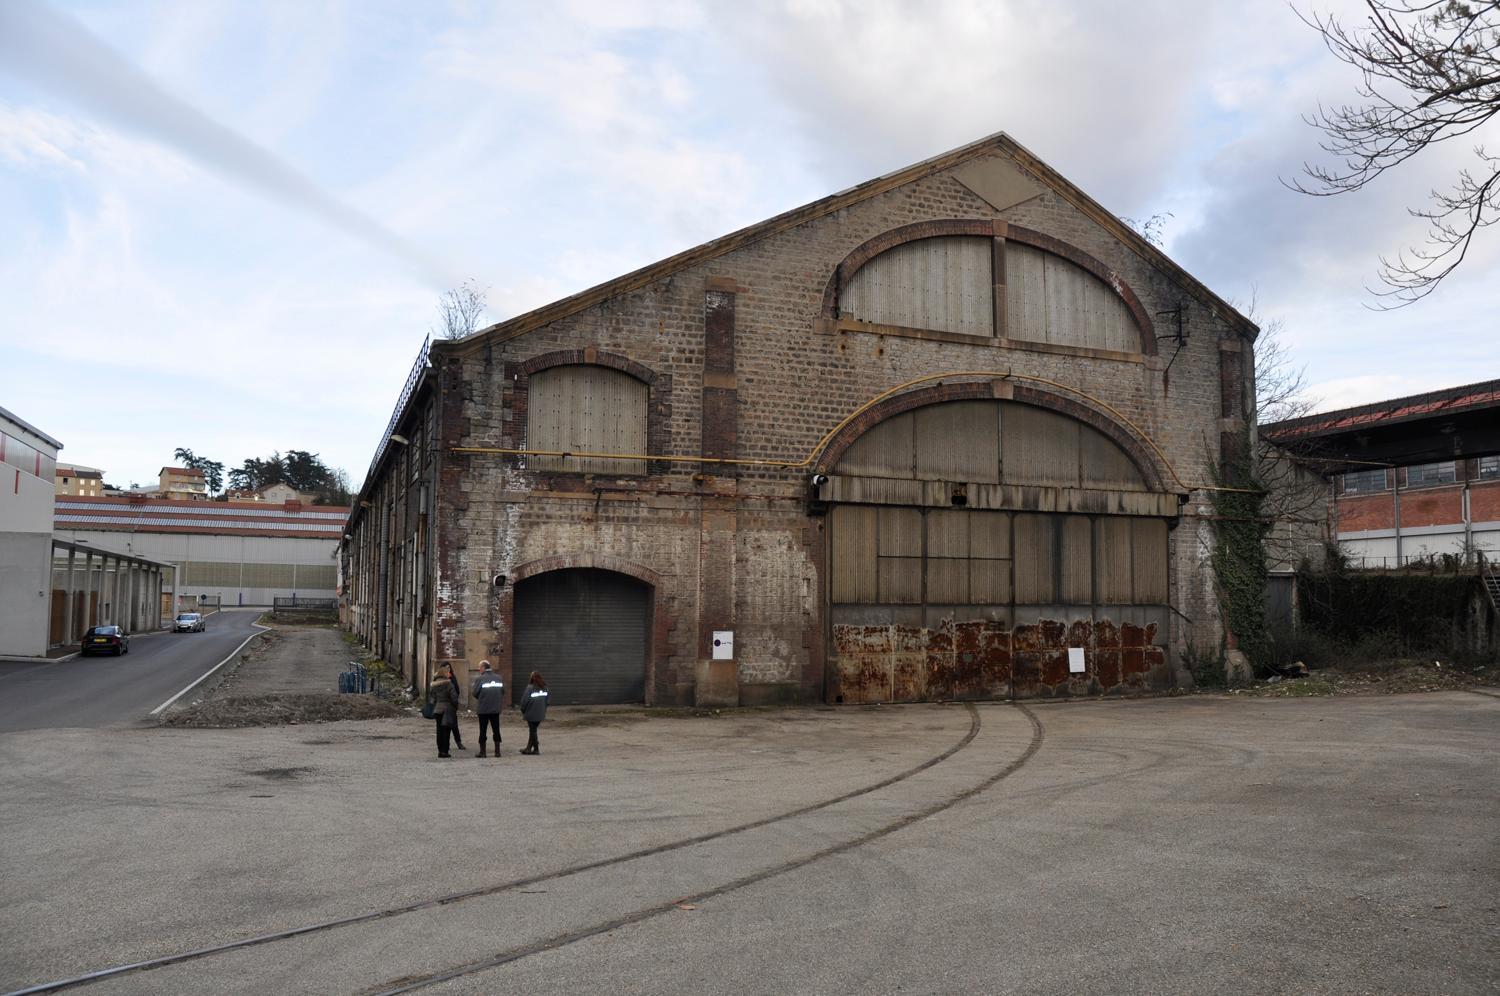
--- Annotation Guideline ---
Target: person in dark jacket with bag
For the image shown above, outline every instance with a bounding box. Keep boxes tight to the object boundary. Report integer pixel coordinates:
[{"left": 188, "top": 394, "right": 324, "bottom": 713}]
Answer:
[
  {"left": 426, "top": 664, "right": 460, "bottom": 758},
  {"left": 470, "top": 660, "right": 505, "bottom": 758},
  {"left": 516, "top": 671, "right": 548, "bottom": 755},
  {"left": 446, "top": 667, "right": 467, "bottom": 751}
]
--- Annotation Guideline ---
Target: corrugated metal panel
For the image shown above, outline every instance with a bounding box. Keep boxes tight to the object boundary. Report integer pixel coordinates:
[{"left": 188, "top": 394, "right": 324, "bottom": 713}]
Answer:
[
  {"left": 1079, "top": 424, "right": 1145, "bottom": 490},
  {"left": 842, "top": 236, "right": 994, "bottom": 336},
  {"left": 878, "top": 507, "right": 923, "bottom": 557},
  {"left": 913, "top": 401, "right": 1000, "bottom": 482},
  {"left": 925, "top": 559, "right": 967, "bottom": 603},
  {"left": 54, "top": 515, "right": 338, "bottom": 534},
  {"left": 1059, "top": 515, "right": 1092, "bottom": 603},
  {"left": 1004, "top": 242, "right": 1136, "bottom": 352},
  {"left": 513, "top": 568, "right": 649, "bottom": 705},
  {"left": 55, "top": 501, "right": 347, "bottom": 520},
  {"left": 877, "top": 507, "right": 923, "bottom": 604},
  {"left": 1131, "top": 518, "right": 1169, "bottom": 603},
  {"left": 1005, "top": 242, "right": 1049, "bottom": 342},
  {"left": 1013, "top": 514, "right": 1055, "bottom": 604},
  {"left": 1094, "top": 516, "right": 1134, "bottom": 603},
  {"left": 1002, "top": 404, "right": 1080, "bottom": 487},
  {"left": 831, "top": 506, "right": 877, "bottom": 603},
  {"left": 969, "top": 510, "right": 1011, "bottom": 559},
  {"left": 242, "top": 562, "right": 295, "bottom": 587},
  {"left": 294, "top": 564, "right": 337, "bottom": 588},
  {"left": 1043, "top": 253, "right": 1088, "bottom": 348},
  {"left": 836, "top": 412, "right": 914, "bottom": 479},
  {"left": 529, "top": 365, "right": 647, "bottom": 475},
  {"left": 968, "top": 558, "right": 1011, "bottom": 604},
  {"left": 925, "top": 510, "right": 969, "bottom": 557}
]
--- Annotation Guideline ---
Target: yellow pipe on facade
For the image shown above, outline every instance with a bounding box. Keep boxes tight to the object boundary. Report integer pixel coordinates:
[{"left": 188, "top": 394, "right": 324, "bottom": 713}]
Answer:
[{"left": 450, "top": 369, "right": 1259, "bottom": 494}]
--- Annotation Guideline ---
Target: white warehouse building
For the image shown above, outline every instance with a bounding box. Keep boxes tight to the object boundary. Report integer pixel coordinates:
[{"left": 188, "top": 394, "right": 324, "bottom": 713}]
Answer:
[{"left": 54, "top": 495, "right": 347, "bottom": 608}]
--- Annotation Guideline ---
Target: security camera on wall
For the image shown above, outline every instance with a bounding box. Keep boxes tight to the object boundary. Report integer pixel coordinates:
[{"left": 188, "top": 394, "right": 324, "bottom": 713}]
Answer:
[
  {"left": 810, "top": 473, "right": 829, "bottom": 487},
  {"left": 493, "top": 574, "right": 507, "bottom": 588}
]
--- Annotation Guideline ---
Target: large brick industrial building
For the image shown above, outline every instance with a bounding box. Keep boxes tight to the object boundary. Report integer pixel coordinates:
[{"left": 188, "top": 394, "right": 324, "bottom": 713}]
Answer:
[{"left": 344, "top": 132, "right": 1258, "bottom": 706}]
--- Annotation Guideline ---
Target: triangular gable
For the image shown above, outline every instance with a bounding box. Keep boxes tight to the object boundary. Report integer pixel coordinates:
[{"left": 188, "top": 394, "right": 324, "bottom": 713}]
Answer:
[{"left": 448, "top": 131, "right": 1256, "bottom": 356}]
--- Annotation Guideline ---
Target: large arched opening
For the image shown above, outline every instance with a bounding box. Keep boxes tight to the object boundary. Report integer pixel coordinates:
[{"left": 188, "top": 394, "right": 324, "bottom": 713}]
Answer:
[{"left": 818, "top": 392, "right": 1176, "bottom": 701}]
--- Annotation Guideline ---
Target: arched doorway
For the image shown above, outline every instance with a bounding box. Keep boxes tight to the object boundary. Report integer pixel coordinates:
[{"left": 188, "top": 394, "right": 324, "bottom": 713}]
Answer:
[
  {"left": 512, "top": 568, "right": 651, "bottom": 705},
  {"left": 821, "top": 397, "right": 1176, "bottom": 701}
]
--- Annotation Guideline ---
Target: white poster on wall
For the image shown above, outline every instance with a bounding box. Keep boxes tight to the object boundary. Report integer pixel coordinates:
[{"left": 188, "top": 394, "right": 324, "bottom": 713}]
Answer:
[
  {"left": 1068, "top": 647, "right": 1086, "bottom": 674},
  {"left": 712, "top": 631, "right": 734, "bottom": 660}
]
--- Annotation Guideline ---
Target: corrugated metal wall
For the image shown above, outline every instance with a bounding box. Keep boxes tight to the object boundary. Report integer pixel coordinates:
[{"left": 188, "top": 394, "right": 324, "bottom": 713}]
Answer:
[
  {"left": 842, "top": 236, "right": 994, "bottom": 336},
  {"left": 513, "top": 569, "right": 650, "bottom": 705},
  {"left": 1005, "top": 242, "right": 1135, "bottom": 352},
  {"left": 528, "top": 365, "right": 647, "bottom": 475},
  {"left": 827, "top": 399, "right": 1170, "bottom": 702}
]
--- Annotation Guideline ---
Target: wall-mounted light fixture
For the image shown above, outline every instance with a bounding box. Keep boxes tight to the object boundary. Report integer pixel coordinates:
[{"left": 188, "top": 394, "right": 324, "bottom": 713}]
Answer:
[{"left": 388, "top": 433, "right": 410, "bottom": 446}]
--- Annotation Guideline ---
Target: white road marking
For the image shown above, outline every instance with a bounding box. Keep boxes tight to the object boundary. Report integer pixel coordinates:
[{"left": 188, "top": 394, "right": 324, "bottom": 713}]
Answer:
[{"left": 149, "top": 621, "right": 271, "bottom": 716}]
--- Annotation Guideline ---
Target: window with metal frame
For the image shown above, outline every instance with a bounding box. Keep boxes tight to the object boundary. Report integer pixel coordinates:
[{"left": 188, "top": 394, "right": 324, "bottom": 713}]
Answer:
[
  {"left": 1341, "top": 468, "right": 1389, "bottom": 494},
  {"left": 1404, "top": 461, "right": 1456, "bottom": 488}
]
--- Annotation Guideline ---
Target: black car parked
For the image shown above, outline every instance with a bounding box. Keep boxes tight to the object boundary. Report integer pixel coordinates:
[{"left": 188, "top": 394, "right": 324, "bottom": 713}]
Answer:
[{"left": 81, "top": 625, "right": 130, "bottom": 657}]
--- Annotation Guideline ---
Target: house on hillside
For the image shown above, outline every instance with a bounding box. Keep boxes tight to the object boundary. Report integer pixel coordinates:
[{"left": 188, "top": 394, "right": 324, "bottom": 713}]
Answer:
[
  {"left": 157, "top": 466, "right": 207, "bottom": 500},
  {"left": 343, "top": 131, "right": 1260, "bottom": 707}
]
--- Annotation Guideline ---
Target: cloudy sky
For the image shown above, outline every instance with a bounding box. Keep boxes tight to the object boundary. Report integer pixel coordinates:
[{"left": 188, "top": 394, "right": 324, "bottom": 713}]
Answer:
[{"left": 2, "top": 0, "right": 1496, "bottom": 493}]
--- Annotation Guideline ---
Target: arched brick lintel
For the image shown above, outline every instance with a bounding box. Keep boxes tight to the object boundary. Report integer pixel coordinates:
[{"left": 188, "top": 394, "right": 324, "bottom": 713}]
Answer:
[
  {"left": 501, "top": 554, "right": 668, "bottom": 706},
  {"left": 812, "top": 381, "right": 1172, "bottom": 495},
  {"left": 819, "top": 219, "right": 1157, "bottom": 356},
  {"left": 516, "top": 348, "right": 658, "bottom": 385},
  {"left": 510, "top": 554, "right": 664, "bottom": 589}
]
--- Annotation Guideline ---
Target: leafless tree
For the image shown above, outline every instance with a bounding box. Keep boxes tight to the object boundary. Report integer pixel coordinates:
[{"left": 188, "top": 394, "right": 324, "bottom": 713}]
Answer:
[
  {"left": 1243, "top": 305, "right": 1332, "bottom": 567},
  {"left": 433, "top": 280, "right": 488, "bottom": 339},
  {"left": 1120, "top": 211, "right": 1174, "bottom": 247},
  {"left": 1292, "top": 1, "right": 1500, "bottom": 306}
]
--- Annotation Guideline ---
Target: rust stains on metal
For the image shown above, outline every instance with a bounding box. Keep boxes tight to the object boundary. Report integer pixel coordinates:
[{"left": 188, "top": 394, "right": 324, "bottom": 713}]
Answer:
[{"left": 833, "top": 615, "right": 1165, "bottom": 702}]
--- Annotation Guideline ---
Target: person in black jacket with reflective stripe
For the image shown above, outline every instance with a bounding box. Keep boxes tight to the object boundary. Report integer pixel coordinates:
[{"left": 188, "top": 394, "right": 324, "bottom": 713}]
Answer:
[
  {"left": 516, "top": 671, "right": 548, "bottom": 755},
  {"left": 470, "top": 660, "right": 505, "bottom": 758}
]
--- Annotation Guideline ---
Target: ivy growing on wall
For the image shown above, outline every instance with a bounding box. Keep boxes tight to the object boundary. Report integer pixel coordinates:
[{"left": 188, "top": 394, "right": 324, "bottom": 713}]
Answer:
[{"left": 1209, "top": 450, "right": 1271, "bottom": 673}]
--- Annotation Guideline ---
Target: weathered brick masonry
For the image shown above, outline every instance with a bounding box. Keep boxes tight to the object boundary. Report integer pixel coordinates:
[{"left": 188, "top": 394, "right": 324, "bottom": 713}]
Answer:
[{"left": 343, "top": 132, "right": 1258, "bottom": 705}]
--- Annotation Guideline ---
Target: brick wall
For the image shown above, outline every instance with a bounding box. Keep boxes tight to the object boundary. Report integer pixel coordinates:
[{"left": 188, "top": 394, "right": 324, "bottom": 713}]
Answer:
[{"left": 413, "top": 147, "right": 1246, "bottom": 702}]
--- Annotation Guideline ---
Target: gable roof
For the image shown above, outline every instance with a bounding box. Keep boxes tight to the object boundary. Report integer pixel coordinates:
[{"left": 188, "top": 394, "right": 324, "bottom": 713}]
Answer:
[{"left": 446, "top": 130, "right": 1257, "bottom": 358}]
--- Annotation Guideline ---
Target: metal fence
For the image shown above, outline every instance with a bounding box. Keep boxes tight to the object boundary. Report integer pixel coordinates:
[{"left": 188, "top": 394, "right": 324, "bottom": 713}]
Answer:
[{"left": 272, "top": 596, "right": 338, "bottom": 612}]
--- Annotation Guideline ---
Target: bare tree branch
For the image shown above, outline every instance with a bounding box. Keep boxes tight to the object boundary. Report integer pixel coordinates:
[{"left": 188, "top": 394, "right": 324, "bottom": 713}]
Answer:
[
  {"left": 433, "top": 279, "right": 489, "bottom": 340},
  {"left": 1290, "top": 1, "right": 1500, "bottom": 306}
]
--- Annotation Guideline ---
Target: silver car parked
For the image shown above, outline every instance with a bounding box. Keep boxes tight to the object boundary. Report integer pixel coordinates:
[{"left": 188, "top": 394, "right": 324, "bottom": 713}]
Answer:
[{"left": 173, "top": 612, "right": 206, "bottom": 633}]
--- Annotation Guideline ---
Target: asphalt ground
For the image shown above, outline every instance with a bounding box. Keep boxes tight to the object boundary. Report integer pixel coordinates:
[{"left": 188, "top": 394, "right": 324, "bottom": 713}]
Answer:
[
  {"left": 0, "top": 609, "right": 266, "bottom": 732},
  {"left": 0, "top": 693, "right": 1495, "bottom": 995}
]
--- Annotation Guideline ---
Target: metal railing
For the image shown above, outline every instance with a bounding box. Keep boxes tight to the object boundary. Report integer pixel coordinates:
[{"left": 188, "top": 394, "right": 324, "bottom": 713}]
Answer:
[
  {"left": 273, "top": 596, "right": 337, "bottom": 612},
  {"left": 363, "top": 335, "right": 431, "bottom": 489}
]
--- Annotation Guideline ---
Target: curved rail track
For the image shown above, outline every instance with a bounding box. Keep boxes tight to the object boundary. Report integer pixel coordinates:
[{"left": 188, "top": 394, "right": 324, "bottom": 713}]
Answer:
[{"left": 8, "top": 702, "right": 1044, "bottom": 996}]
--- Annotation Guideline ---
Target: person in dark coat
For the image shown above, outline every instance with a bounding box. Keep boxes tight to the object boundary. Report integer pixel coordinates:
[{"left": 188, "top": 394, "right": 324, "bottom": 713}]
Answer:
[
  {"left": 470, "top": 660, "right": 505, "bottom": 758},
  {"left": 446, "top": 667, "right": 467, "bottom": 751},
  {"left": 426, "top": 665, "right": 460, "bottom": 758},
  {"left": 516, "top": 671, "right": 548, "bottom": 755}
]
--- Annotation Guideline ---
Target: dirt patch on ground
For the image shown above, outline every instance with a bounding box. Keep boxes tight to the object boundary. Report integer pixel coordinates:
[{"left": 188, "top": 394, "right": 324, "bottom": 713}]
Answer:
[
  {"left": 162, "top": 692, "right": 402, "bottom": 727},
  {"left": 163, "top": 621, "right": 403, "bottom": 727},
  {"left": 1238, "top": 660, "right": 1497, "bottom": 698}
]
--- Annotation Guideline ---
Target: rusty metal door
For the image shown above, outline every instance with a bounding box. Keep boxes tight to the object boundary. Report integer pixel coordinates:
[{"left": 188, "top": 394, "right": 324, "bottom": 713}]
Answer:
[{"left": 828, "top": 506, "right": 1169, "bottom": 703}]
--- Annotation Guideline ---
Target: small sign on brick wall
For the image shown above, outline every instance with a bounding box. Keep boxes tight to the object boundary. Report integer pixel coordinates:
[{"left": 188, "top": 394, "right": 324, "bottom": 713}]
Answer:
[{"left": 712, "top": 631, "right": 734, "bottom": 660}]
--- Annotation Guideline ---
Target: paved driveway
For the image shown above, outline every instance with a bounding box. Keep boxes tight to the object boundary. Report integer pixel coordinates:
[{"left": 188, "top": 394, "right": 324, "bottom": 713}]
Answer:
[
  {"left": 0, "top": 692, "right": 1495, "bottom": 994},
  {"left": 0, "top": 609, "right": 265, "bottom": 732}
]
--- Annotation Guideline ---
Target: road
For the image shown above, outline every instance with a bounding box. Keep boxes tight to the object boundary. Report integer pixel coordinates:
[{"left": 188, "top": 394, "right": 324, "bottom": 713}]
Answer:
[
  {"left": 0, "top": 692, "right": 1495, "bottom": 994},
  {"left": 0, "top": 609, "right": 265, "bottom": 732}
]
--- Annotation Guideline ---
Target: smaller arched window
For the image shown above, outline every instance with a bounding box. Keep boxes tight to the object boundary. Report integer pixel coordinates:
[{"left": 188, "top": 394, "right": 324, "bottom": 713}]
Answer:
[{"left": 528, "top": 365, "right": 648, "bottom": 475}]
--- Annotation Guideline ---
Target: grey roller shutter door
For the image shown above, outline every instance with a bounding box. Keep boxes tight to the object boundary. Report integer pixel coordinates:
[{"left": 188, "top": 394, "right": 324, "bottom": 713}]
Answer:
[{"left": 513, "top": 569, "right": 649, "bottom": 705}]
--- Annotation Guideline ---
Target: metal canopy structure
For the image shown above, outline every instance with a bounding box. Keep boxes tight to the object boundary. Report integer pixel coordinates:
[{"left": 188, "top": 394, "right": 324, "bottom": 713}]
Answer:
[{"left": 1264, "top": 378, "right": 1500, "bottom": 469}]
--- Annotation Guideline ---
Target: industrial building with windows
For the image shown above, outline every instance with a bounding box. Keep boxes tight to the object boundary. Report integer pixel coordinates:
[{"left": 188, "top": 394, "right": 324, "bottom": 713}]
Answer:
[
  {"left": 343, "top": 132, "right": 1259, "bottom": 707},
  {"left": 1265, "top": 379, "right": 1500, "bottom": 568},
  {"left": 54, "top": 495, "right": 346, "bottom": 610}
]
